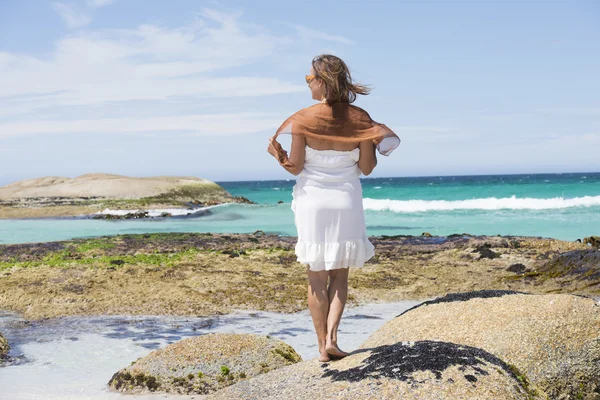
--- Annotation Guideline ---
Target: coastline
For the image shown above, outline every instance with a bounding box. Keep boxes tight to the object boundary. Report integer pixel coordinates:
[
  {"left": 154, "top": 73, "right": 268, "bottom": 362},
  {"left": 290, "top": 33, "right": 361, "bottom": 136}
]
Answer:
[
  {"left": 0, "top": 175, "right": 254, "bottom": 220},
  {"left": 0, "top": 232, "right": 595, "bottom": 321},
  {"left": 0, "top": 196, "right": 253, "bottom": 220}
]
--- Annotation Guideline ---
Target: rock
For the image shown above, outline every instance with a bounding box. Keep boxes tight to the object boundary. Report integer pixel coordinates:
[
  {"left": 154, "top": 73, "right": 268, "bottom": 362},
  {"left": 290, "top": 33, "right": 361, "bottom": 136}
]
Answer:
[
  {"left": 395, "top": 290, "right": 526, "bottom": 317},
  {"left": 108, "top": 333, "right": 301, "bottom": 395},
  {"left": 447, "top": 232, "right": 473, "bottom": 238},
  {"left": 472, "top": 243, "right": 501, "bottom": 259},
  {"left": 506, "top": 263, "right": 528, "bottom": 274},
  {"left": 221, "top": 249, "right": 247, "bottom": 258},
  {"left": 421, "top": 232, "right": 432, "bottom": 237},
  {"left": 93, "top": 211, "right": 150, "bottom": 220},
  {"left": 0, "top": 174, "right": 215, "bottom": 200},
  {"left": 538, "top": 249, "right": 600, "bottom": 281},
  {"left": 231, "top": 196, "right": 255, "bottom": 205},
  {"left": 0, "top": 331, "right": 9, "bottom": 359},
  {"left": 277, "top": 200, "right": 284, "bottom": 204},
  {"left": 208, "top": 340, "right": 532, "bottom": 399},
  {"left": 0, "top": 175, "right": 254, "bottom": 219},
  {"left": 583, "top": 236, "right": 600, "bottom": 249},
  {"left": 361, "top": 291, "right": 600, "bottom": 399}
]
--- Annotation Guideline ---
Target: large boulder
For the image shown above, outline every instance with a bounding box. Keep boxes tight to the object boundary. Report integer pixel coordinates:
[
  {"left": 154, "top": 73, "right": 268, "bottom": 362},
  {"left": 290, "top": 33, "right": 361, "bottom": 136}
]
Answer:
[
  {"left": 0, "top": 331, "right": 8, "bottom": 359},
  {"left": 361, "top": 290, "right": 600, "bottom": 399},
  {"left": 108, "top": 333, "right": 301, "bottom": 395},
  {"left": 208, "top": 340, "right": 533, "bottom": 399}
]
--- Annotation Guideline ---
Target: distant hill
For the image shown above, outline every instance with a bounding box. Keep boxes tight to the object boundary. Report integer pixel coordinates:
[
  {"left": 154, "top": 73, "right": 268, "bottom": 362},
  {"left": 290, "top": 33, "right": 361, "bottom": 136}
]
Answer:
[
  {"left": 0, "top": 173, "right": 219, "bottom": 199},
  {"left": 0, "top": 173, "right": 251, "bottom": 219}
]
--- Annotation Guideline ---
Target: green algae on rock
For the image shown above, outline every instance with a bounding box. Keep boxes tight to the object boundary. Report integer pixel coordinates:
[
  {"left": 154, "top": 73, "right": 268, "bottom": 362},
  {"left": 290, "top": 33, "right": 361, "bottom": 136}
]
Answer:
[
  {"left": 0, "top": 331, "right": 9, "bottom": 359},
  {"left": 537, "top": 249, "right": 600, "bottom": 281},
  {"left": 108, "top": 333, "right": 301, "bottom": 395},
  {"left": 0, "top": 233, "right": 595, "bottom": 320}
]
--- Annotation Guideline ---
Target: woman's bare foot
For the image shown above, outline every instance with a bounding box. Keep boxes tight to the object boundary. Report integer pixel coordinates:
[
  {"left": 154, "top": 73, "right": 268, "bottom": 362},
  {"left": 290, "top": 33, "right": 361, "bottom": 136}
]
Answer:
[
  {"left": 318, "top": 348, "right": 331, "bottom": 362},
  {"left": 325, "top": 342, "right": 350, "bottom": 359}
]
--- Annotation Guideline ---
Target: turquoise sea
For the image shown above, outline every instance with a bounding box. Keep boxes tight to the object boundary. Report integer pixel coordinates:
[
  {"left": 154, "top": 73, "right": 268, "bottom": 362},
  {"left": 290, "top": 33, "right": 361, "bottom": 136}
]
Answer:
[{"left": 1, "top": 173, "right": 599, "bottom": 244}]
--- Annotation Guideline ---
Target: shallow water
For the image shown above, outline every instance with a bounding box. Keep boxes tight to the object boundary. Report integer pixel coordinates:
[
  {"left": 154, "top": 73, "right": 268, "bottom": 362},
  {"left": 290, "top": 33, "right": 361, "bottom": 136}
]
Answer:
[
  {"left": 0, "top": 300, "right": 422, "bottom": 400},
  {"left": 2, "top": 173, "right": 600, "bottom": 245}
]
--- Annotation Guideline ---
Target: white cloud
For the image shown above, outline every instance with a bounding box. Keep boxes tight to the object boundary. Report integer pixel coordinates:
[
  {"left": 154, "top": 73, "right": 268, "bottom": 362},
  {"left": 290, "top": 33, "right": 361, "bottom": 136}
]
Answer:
[
  {"left": 0, "top": 113, "right": 283, "bottom": 138},
  {"left": 0, "top": 8, "right": 354, "bottom": 138},
  {"left": 52, "top": 2, "right": 92, "bottom": 29},
  {"left": 0, "top": 10, "right": 305, "bottom": 112}
]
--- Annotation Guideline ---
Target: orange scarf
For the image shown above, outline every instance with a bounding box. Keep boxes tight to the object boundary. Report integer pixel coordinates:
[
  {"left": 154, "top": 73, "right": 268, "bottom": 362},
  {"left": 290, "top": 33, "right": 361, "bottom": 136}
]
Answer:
[{"left": 271, "top": 103, "right": 400, "bottom": 165}]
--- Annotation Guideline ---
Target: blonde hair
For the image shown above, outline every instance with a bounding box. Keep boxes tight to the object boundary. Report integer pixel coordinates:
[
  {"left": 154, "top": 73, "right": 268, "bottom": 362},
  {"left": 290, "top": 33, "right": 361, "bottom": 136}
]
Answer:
[{"left": 311, "top": 54, "right": 371, "bottom": 105}]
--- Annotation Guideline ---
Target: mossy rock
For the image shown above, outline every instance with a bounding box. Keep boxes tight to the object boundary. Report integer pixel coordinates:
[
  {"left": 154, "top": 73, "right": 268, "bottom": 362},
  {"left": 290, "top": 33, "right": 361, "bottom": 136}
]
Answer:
[
  {"left": 0, "top": 331, "right": 9, "bottom": 359},
  {"left": 108, "top": 333, "right": 301, "bottom": 395},
  {"left": 538, "top": 249, "right": 600, "bottom": 281},
  {"left": 361, "top": 292, "right": 600, "bottom": 399}
]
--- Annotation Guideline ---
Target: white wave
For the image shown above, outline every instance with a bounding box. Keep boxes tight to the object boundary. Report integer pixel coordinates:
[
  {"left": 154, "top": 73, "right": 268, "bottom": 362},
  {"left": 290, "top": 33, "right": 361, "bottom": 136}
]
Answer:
[
  {"left": 363, "top": 195, "right": 600, "bottom": 212},
  {"left": 96, "top": 204, "right": 222, "bottom": 217}
]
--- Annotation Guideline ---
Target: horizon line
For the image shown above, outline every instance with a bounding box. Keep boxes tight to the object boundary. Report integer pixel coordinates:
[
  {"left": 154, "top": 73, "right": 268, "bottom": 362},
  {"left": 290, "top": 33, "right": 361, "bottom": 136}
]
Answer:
[{"left": 215, "top": 170, "right": 600, "bottom": 183}]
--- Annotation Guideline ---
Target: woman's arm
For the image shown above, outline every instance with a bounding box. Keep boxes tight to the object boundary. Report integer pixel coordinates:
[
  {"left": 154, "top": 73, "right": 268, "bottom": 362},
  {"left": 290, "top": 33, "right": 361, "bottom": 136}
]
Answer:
[
  {"left": 267, "top": 134, "right": 306, "bottom": 176},
  {"left": 358, "top": 140, "right": 377, "bottom": 176}
]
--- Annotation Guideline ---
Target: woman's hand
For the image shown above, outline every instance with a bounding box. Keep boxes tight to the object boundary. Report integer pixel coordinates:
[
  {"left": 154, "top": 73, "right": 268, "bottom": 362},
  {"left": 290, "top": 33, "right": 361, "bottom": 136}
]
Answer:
[
  {"left": 267, "top": 136, "right": 287, "bottom": 161},
  {"left": 267, "top": 134, "right": 305, "bottom": 175}
]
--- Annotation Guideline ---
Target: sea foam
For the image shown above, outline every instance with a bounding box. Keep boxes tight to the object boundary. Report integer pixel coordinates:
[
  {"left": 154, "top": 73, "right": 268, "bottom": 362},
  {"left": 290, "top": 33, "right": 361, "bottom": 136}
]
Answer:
[
  {"left": 96, "top": 204, "right": 224, "bottom": 217},
  {"left": 363, "top": 195, "right": 600, "bottom": 212}
]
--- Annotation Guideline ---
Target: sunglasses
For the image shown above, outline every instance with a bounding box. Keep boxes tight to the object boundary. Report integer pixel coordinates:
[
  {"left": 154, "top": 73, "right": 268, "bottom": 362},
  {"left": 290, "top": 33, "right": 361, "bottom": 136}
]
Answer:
[{"left": 305, "top": 74, "right": 316, "bottom": 84}]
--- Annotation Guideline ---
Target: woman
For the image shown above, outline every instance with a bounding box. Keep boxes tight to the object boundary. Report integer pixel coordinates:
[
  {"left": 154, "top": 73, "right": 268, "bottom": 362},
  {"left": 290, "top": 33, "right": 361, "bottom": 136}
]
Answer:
[{"left": 267, "top": 54, "right": 400, "bottom": 362}]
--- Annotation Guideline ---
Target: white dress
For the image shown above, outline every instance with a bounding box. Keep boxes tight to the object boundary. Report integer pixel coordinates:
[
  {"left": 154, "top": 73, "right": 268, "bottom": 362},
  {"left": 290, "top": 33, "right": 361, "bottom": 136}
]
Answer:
[{"left": 292, "top": 146, "right": 375, "bottom": 271}]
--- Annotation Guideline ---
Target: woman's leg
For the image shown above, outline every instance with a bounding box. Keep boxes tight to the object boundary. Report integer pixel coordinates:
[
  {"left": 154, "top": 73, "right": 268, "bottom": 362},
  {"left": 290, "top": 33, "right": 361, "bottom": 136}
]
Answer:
[
  {"left": 325, "top": 267, "right": 350, "bottom": 357},
  {"left": 307, "top": 268, "right": 330, "bottom": 362}
]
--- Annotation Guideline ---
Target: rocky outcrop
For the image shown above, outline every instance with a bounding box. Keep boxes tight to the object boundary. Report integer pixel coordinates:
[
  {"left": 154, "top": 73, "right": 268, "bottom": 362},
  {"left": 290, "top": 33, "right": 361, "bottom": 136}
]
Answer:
[
  {"left": 361, "top": 291, "right": 600, "bottom": 399},
  {"left": 0, "top": 234, "right": 594, "bottom": 321},
  {"left": 208, "top": 340, "right": 533, "bottom": 399},
  {"left": 0, "top": 174, "right": 253, "bottom": 218},
  {"left": 0, "top": 331, "right": 9, "bottom": 359},
  {"left": 0, "top": 174, "right": 217, "bottom": 200},
  {"left": 538, "top": 249, "right": 600, "bottom": 282},
  {"left": 108, "top": 333, "right": 301, "bottom": 395}
]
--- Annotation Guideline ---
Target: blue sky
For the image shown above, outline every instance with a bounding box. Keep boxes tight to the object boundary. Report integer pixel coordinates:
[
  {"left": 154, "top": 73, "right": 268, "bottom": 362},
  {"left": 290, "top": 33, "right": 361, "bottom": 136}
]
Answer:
[{"left": 0, "top": 0, "right": 598, "bottom": 185}]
